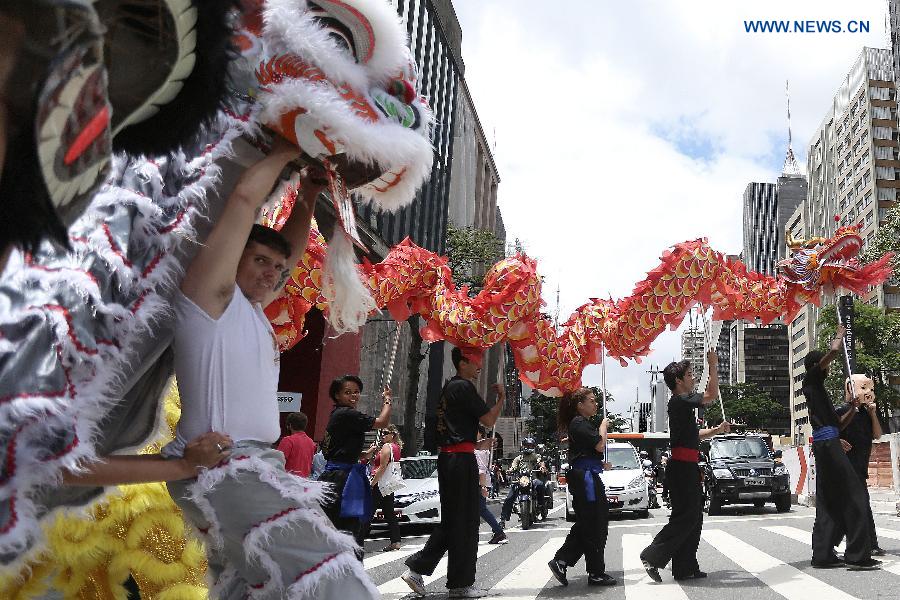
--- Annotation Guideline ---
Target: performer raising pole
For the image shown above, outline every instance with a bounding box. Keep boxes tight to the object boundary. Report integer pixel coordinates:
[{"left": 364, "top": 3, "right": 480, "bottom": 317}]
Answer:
[{"left": 639, "top": 349, "right": 728, "bottom": 582}]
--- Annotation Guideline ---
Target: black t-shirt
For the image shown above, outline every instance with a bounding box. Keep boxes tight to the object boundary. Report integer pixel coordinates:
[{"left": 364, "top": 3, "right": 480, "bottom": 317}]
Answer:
[
  {"left": 436, "top": 376, "right": 489, "bottom": 446},
  {"left": 323, "top": 406, "right": 376, "bottom": 463},
  {"left": 567, "top": 415, "right": 603, "bottom": 462},
  {"left": 802, "top": 364, "right": 839, "bottom": 430},
  {"left": 836, "top": 404, "right": 874, "bottom": 477},
  {"left": 668, "top": 393, "right": 703, "bottom": 450}
]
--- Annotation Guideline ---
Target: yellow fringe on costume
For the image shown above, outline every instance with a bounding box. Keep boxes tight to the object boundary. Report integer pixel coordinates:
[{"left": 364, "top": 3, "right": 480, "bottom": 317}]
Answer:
[{"left": 0, "top": 385, "right": 209, "bottom": 599}]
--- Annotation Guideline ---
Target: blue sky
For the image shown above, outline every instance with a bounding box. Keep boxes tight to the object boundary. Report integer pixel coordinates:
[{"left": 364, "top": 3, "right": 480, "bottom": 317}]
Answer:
[{"left": 451, "top": 0, "right": 889, "bottom": 415}]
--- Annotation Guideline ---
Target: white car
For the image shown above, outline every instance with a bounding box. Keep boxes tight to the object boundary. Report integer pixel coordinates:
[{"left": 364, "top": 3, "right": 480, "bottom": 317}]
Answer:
[
  {"left": 565, "top": 441, "right": 650, "bottom": 520},
  {"left": 370, "top": 455, "right": 441, "bottom": 529}
]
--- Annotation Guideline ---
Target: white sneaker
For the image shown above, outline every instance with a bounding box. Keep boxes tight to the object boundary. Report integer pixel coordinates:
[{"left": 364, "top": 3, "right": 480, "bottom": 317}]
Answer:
[
  {"left": 401, "top": 569, "right": 426, "bottom": 597},
  {"left": 448, "top": 585, "right": 487, "bottom": 598}
]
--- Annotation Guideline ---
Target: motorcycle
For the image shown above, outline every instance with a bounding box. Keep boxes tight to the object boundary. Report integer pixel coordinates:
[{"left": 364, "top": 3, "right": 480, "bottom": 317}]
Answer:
[
  {"left": 642, "top": 460, "right": 660, "bottom": 509},
  {"left": 511, "top": 468, "right": 551, "bottom": 530}
]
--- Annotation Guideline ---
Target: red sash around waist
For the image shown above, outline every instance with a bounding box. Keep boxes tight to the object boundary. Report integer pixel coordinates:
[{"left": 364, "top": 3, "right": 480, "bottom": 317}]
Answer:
[
  {"left": 671, "top": 447, "right": 700, "bottom": 462},
  {"left": 440, "top": 441, "right": 475, "bottom": 453}
]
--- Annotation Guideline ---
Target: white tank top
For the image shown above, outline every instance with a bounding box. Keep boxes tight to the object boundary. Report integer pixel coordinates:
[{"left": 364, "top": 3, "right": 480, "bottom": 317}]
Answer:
[{"left": 162, "top": 286, "right": 281, "bottom": 457}]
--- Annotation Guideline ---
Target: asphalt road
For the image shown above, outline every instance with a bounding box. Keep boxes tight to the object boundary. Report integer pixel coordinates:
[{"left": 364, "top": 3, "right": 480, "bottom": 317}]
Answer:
[{"left": 362, "top": 492, "right": 900, "bottom": 599}]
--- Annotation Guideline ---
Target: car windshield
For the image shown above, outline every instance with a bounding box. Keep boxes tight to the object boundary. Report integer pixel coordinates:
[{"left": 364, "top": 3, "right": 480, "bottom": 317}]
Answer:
[
  {"left": 710, "top": 438, "right": 770, "bottom": 460},
  {"left": 606, "top": 447, "right": 640, "bottom": 470},
  {"left": 401, "top": 458, "right": 438, "bottom": 479}
]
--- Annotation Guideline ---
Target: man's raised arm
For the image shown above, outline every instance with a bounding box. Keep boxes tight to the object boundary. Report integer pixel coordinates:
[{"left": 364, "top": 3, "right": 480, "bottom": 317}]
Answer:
[{"left": 180, "top": 139, "right": 298, "bottom": 319}]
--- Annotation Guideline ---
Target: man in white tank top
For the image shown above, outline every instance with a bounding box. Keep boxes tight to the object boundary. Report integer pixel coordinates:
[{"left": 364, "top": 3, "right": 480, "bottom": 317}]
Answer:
[{"left": 164, "top": 137, "right": 379, "bottom": 599}]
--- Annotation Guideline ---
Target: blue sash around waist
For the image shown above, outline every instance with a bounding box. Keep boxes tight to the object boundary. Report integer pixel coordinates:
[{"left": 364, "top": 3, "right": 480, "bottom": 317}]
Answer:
[
  {"left": 572, "top": 457, "right": 605, "bottom": 503},
  {"left": 324, "top": 461, "right": 373, "bottom": 521},
  {"left": 812, "top": 426, "right": 839, "bottom": 442}
]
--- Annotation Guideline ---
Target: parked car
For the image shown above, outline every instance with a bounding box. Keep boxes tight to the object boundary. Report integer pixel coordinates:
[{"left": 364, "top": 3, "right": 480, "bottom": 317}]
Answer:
[
  {"left": 565, "top": 441, "right": 651, "bottom": 521},
  {"left": 369, "top": 455, "right": 440, "bottom": 529},
  {"left": 702, "top": 433, "right": 791, "bottom": 515}
]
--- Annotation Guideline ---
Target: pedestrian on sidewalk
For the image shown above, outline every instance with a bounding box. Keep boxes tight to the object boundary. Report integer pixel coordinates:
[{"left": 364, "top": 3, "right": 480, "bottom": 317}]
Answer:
[
  {"left": 320, "top": 375, "right": 393, "bottom": 551},
  {"left": 367, "top": 425, "right": 404, "bottom": 552},
  {"left": 277, "top": 412, "right": 316, "bottom": 477},
  {"left": 831, "top": 374, "right": 885, "bottom": 556},
  {"left": 401, "top": 346, "right": 502, "bottom": 599},
  {"left": 639, "top": 351, "right": 729, "bottom": 582},
  {"left": 476, "top": 427, "right": 507, "bottom": 545},
  {"left": 804, "top": 327, "right": 879, "bottom": 570},
  {"left": 547, "top": 388, "right": 616, "bottom": 587}
]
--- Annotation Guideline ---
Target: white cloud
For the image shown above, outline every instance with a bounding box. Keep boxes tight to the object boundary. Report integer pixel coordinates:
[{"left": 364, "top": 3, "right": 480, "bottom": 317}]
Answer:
[{"left": 452, "top": 0, "right": 888, "bottom": 415}]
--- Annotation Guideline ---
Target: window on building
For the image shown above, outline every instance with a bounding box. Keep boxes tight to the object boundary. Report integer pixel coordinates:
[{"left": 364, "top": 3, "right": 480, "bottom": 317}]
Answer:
[
  {"left": 874, "top": 126, "right": 892, "bottom": 140},
  {"left": 875, "top": 145, "right": 893, "bottom": 160},
  {"left": 878, "top": 187, "right": 897, "bottom": 201},
  {"left": 865, "top": 210, "right": 874, "bottom": 226},
  {"left": 876, "top": 166, "right": 895, "bottom": 180},
  {"left": 864, "top": 190, "right": 873, "bottom": 206},
  {"left": 863, "top": 171, "right": 871, "bottom": 186},
  {"left": 873, "top": 105, "right": 891, "bottom": 120}
]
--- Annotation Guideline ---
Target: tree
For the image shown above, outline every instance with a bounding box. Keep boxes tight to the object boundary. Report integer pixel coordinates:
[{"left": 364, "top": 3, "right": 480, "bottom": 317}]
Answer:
[
  {"left": 861, "top": 204, "right": 900, "bottom": 275},
  {"left": 815, "top": 303, "right": 900, "bottom": 427},
  {"left": 445, "top": 224, "right": 505, "bottom": 290},
  {"left": 702, "top": 382, "right": 786, "bottom": 430}
]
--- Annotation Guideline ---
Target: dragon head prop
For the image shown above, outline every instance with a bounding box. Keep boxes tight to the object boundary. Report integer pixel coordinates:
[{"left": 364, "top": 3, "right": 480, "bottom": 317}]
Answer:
[
  {"left": 236, "top": 0, "right": 434, "bottom": 212},
  {"left": 777, "top": 224, "right": 893, "bottom": 300}
]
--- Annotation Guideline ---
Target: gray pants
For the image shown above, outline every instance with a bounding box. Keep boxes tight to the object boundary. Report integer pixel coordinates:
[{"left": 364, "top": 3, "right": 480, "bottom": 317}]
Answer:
[{"left": 167, "top": 443, "right": 378, "bottom": 599}]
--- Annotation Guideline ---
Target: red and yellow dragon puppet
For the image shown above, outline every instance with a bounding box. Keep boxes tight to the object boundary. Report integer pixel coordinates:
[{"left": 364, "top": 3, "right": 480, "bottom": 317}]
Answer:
[{"left": 265, "top": 210, "right": 893, "bottom": 396}]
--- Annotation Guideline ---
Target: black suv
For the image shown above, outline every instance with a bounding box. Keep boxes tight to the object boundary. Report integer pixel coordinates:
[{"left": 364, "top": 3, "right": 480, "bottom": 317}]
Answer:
[{"left": 701, "top": 434, "right": 791, "bottom": 515}]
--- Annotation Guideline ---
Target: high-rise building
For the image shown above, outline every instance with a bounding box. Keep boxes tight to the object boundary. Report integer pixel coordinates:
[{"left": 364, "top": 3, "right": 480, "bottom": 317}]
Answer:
[
  {"left": 680, "top": 326, "right": 705, "bottom": 386},
  {"left": 788, "top": 47, "right": 900, "bottom": 443},
  {"left": 728, "top": 320, "right": 791, "bottom": 435}
]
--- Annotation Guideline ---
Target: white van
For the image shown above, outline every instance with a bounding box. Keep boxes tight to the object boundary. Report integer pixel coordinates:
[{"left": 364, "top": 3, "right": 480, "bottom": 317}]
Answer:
[{"left": 564, "top": 441, "right": 651, "bottom": 520}]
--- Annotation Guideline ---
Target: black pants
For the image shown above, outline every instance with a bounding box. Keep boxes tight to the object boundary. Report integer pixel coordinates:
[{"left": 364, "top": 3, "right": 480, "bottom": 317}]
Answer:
[
  {"left": 406, "top": 453, "right": 480, "bottom": 589},
  {"left": 811, "top": 439, "right": 872, "bottom": 563},
  {"left": 555, "top": 468, "right": 609, "bottom": 574},
  {"left": 374, "top": 486, "right": 400, "bottom": 544},
  {"left": 641, "top": 460, "right": 702, "bottom": 577},
  {"left": 319, "top": 468, "right": 366, "bottom": 546}
]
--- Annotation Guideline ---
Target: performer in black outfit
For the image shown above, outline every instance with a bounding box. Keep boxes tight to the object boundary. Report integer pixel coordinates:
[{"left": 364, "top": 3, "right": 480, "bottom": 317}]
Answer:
[
  {"left": 547, "top": 387, "right": 616, "bottom": 587},
  {"left": 803, "top": 328, "right": 880, "bottom": 570},
  {"left": 833, "top": 374, "right": 885, "bottom": 556},
  {"left": 402, "top": 347, "right": 502, "bottom": 599},
  {"left": 320, "top": 375, "right": 392, "bottom": 548},
  {"left": 640, "top": 351, "right": 729, "bottom": 582}
]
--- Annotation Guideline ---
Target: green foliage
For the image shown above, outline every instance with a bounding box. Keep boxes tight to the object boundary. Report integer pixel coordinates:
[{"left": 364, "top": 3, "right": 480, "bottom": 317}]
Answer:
[
  {"left": 446, "top": 224, "right": 505, "bottom": 290},
  {"left": 702, "top": 382, "right": 786, "bottom": 430},
  {"left": 860, "top": 204, "right": 900, "bottom": 274},
  {"left": 815, "top": 303, "right": 900, "bottom": 423}
]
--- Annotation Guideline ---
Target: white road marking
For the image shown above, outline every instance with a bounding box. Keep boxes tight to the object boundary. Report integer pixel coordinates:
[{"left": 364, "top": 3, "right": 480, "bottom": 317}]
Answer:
[
  {"left": 621, "top": 533, "right": 690, "bottom": 600},
  {"left": 377, "top": 541, "right": 501, "bottom": 598},
  {"left": 764, "top": 525, "right": 845, "bottom": 552},
  {"left": 703, "top": 529, "right": 859, "bottom": 600},
  {"left": 489, "top": 536, "right": 565, "bottom": 599}
]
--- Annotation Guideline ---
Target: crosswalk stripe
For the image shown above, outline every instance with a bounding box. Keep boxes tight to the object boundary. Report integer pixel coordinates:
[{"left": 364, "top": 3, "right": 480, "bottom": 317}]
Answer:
[
  {"left": 377, "top": 541, "right": 501, "bottom": 598},
  {"left": 489, "top": 536, "right": 565, "bottom": 599},
  {"left": 702, "top": 529, "right": 859, "bottom": 599},
  {"left": 876, "top": 527, "right": 900, "bottom": 541},
  {"left": 621, "top": 533, "right": 689, "bottom": 599},
  {"left": 364, "top": 547, "right": 417, "bottom": 570},
  {"left": 764, "top": 525, "right": 845, "bottom": 552},
  {"left": 766, "top": 524, "right": 900, "bottom": 576}
]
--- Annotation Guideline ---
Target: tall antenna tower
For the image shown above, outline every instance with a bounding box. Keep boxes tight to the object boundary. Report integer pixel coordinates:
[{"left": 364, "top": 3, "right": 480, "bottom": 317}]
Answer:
[{"left": 782, "top": 80, "right": 802, "bottom": 177}]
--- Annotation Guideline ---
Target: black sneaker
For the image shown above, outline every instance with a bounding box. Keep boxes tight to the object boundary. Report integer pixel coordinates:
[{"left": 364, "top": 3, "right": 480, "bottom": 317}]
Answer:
[
  {"left": 587, "top": 573, "right": 617, "bottom": 586},
  {"left": 846, "top": 558, "right": 881, "bottom": 571},
  {"left": 872, "top": 547, "right": 886, "bottom": 557},
  {"left": 811, "top": 558, "right": 845, "bottom": 569},
  {"left": 548, "top": 559, "right": 568, "bottom": 586},
  {"left": 674, "top": 570, "right": 707, "bottom": 580},
  {"left": 488, "top": 532, "right": 508, "bottom": 545},
  {"left": 641, "top": 559, "right": 662, "bottom": 583}
]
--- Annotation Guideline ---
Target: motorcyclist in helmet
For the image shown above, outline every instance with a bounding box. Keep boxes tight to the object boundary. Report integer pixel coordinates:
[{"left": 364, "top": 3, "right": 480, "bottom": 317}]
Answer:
[{"left": 500, "top": 437, "right": 548, "bottom": 528}]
